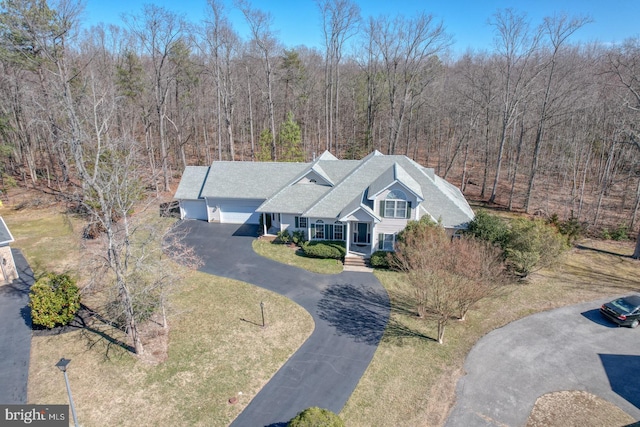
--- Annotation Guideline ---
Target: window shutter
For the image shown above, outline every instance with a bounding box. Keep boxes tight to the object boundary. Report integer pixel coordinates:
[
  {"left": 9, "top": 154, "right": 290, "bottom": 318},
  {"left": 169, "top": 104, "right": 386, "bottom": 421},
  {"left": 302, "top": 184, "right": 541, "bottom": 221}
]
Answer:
[
  {"left": 295, "top": 216, "right": 299, "bottom": 228},
  {"left": 406, "top": 201, "right": 412, "bottom": 219},
  {"left": 380, "top": 201, "right": 385, "bottom": 217},
  {"left": 378, "top": 233, "right": 384, "bottom": 250}
]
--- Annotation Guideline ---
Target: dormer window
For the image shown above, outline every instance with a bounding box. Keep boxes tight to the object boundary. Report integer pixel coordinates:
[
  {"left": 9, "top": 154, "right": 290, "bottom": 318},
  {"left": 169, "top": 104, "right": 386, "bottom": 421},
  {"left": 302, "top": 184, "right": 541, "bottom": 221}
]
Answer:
[{"left": 382, "top": 190, "right": 411, "bottom": 219}]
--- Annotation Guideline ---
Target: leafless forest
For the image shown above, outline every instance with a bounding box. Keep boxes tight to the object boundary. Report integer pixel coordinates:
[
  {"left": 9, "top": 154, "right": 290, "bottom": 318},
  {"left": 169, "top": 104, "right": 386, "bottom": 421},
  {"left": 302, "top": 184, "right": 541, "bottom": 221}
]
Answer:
[{"left": 1, "top": 0, "right": 639, "bottom": 234}]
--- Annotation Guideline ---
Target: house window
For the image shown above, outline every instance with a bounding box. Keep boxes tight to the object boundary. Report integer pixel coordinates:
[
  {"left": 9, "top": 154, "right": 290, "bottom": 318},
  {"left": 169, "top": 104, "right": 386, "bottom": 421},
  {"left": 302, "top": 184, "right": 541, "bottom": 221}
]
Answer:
[
  {"left": 382, "top": 190, "right": 410, "bottom": 219},
  {"left": 313, "top": 220, "right": 324, "bottom": 239},
  {"left": 310, "top": 220, "right": 345, "bottom": 241},
  {"left": 295, "top": 216, "right": 307, "bottom": 228},
  {"left": 378, "top": 233, "right": 396, "bottom": 251},
  {"left": 334, "top": 222, "right": 343, "bottom": 240}
]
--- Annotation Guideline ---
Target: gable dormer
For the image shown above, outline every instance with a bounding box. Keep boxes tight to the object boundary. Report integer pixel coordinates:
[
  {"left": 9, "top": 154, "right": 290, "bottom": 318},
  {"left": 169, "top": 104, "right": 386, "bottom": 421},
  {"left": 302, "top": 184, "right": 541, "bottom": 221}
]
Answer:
[
  {"left": 367, "top": 163, "right": 424, "bottom": 202},
  {"left": 294, "top": 163, "right": 333, "bottom": 186}
]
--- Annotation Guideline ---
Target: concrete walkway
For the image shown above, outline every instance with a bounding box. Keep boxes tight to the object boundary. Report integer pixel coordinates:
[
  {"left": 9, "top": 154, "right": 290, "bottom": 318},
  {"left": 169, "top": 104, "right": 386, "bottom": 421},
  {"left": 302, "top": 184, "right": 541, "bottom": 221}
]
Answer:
[
  {"left": 176, "top": 221, "right": 389, "bottom": 427},
  {"left": 0, "top": 249, "right": 35, "bottom": 404},
  {"left": 445, "top": 298, "right": 640, "bottom": 426}
]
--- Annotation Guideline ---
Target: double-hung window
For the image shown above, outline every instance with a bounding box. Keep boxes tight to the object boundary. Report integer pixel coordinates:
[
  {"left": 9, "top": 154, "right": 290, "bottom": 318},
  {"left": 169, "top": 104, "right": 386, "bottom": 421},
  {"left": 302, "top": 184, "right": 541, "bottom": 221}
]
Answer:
[
  {"left": 382, "top": 190, "right": 410, "bottom": 219},
  {"left": 310, "top": 220, "right": 344, "bottom": 240},
  {"left": 295, "top": 216, "right": 307, "bottom": 228},
  {"left": 378, "top": 233, "right": 396, "bottom": 251}
]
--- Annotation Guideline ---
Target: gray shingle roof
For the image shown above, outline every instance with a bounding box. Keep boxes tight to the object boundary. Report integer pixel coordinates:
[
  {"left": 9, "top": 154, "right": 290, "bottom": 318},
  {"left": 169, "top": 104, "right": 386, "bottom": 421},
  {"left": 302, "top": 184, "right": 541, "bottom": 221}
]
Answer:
[
  {"left": 201, "top": 162, "right": 308, "bottom": 199},
  {"left": 174, "top": 166, "right": 210, "bottom": 199},
  {"left": 0, "top": 217, "right": 15, "bottom": 245},
  {"left": 174, "top": 151, "right": 474, "bottom": 229}
]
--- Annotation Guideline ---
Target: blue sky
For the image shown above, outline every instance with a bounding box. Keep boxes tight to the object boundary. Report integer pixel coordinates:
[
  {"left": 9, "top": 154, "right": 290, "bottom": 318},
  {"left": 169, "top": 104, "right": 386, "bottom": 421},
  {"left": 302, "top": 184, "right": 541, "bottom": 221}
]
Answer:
[{"left": 82, "top": 0, "right": 640, "bottom": 54}]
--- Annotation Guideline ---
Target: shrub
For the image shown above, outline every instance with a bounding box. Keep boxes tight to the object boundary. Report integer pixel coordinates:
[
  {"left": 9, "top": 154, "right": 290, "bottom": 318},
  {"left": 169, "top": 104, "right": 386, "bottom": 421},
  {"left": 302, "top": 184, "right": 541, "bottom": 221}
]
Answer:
[
  {"left": 29, "top": 273, "right": 81, "bottom": 328},
  {"left": 465, "top": 210, "right": 509, "bottom": 247},
  {"left": 504, "top": 218, "right": 568, "bottom": 277},
  {"left": 610, "top": 224, "right": 630, "bottom": 241},
  {"left": 288, "top": 407, "right": 344, "bottom": 427},
  {"left": 301, "top": 240, "right": 346, "bottom": 259},
  {"left": 370, "top": 250, "right": 391, "bottom": 269},
  {"left": 556, "top": 214, "right": 586, "bottom": 243},
  {"left": 277, "top": 230, "right": 292, "bottom": 244},
  {"left": 291, "top": 230, "right": 306, "bottom": 246}
]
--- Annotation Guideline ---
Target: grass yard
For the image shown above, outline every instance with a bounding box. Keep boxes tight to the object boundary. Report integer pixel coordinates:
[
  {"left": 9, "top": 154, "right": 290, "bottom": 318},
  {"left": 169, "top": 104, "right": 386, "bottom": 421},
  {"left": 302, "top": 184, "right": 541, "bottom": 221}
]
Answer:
[
  {"left": 252, "top": 239, "right": 343, "bottom": 274},
  {"left": 341, "top": 239, "right": 640, "bottom": 426},
  {"left": 6, "top": 195, "right": 640, "bottom": 426},
  {"left": 4, "top": 202, "right": 313, "bottom": 427}
]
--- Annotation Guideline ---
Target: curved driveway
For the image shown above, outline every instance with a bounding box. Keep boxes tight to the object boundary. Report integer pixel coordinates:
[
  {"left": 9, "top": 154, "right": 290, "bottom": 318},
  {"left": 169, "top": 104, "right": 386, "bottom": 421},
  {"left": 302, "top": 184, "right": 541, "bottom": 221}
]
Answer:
[
  {"left": 176, "top": 221, "right": 389, "bottom": 427},
  {"left": 446, "top": 298, "right": 640, "bottom": 426}
]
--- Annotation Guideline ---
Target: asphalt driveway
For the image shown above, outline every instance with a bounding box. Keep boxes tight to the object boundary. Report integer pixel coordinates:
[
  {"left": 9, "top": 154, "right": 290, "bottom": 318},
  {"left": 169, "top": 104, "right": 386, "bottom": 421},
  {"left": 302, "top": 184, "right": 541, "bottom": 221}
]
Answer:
[
  {"left": 175, "top": 221, "right": 389, "bottom": 427},
  {"left": 445, "top": 298, "right": 640, "bottom": 426},
  {"left": 0, "top": 249, "right": 35, "bottom": 404}
]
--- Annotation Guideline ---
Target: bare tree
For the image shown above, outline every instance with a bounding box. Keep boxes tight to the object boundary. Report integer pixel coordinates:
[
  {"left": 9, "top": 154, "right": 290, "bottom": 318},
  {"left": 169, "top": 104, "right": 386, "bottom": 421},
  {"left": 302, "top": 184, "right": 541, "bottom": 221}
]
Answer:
[
  {"left": 236, "top": 0, "right": 279, "bottom": 160},
  {"left": 367, "top": 12, "right": 450, "bottom": 155},
  {"left": 488, "top": 9, "right": 542, "bottom": 204},
  {"left": 317, "top": 0, "right": 360, "bottom": 154},
  {"left": 607, "top": 38, "right": 640, "bottom": 258},
  {"left": 523, "top": 14, "right": 592, "bottom": 212},
  {"left": 124, "top": 5, "right": 185, "bottom": 192},
  {"left": 393, "top": 220, "right": 506, "bottom": 343}
]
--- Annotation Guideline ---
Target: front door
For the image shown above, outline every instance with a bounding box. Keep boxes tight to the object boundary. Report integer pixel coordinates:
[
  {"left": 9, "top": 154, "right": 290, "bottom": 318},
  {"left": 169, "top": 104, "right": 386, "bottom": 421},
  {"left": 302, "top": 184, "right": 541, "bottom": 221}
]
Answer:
[{"left": 355, "top": 222, "right": 370, "bottom": 244}]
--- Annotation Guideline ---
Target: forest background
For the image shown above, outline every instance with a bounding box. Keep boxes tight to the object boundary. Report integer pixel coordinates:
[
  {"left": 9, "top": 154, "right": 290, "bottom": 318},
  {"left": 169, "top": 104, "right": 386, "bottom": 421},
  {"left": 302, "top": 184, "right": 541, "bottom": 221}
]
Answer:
[{"left": 1, "top": 0, "right": 640, "bottom": 240}]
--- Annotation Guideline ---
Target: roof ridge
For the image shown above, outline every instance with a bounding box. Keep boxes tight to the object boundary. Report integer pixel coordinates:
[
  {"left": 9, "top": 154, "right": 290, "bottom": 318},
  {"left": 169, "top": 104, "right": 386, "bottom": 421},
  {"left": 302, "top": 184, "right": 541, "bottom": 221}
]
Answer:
[{"left": 303, "top": 151, "right": 383, "bottom": 216}]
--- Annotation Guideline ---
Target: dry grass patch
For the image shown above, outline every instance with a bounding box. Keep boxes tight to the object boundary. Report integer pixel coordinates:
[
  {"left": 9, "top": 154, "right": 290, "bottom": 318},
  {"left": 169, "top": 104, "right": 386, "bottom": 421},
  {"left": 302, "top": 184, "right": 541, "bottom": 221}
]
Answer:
[
  {"left": 342, "top": 237, "right": 640, "bottom": 426},
  {"left": 526, "top": 391, "right": 635, "bottom": 427}
]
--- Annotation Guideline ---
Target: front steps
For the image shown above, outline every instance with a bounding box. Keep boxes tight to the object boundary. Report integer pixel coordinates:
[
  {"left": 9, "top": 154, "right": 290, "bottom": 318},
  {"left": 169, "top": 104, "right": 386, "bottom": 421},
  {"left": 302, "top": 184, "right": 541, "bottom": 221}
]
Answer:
[{"left": 343, "top": 254, "right": 373, "bottom": 272}]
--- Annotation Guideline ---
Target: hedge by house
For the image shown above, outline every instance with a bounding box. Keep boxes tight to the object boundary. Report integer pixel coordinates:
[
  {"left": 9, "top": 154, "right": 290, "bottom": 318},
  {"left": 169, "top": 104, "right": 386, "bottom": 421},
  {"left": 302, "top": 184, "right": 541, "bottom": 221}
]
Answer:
[{"left": 301, "top": 240, "right": 346, "bottom": 259}]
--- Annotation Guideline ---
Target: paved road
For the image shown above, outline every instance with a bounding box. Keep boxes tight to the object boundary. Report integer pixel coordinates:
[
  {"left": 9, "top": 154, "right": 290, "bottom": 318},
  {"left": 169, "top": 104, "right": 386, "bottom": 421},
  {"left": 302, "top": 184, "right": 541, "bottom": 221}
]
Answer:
[
  {"left": 175, "top": 221, "right": 389, "bottom": 427},
  {"left": 0, "top": 249, "right": 35, "bottom": 404},
  {"left": 445, "top": 298, "right": 640, "bottom": 426}
]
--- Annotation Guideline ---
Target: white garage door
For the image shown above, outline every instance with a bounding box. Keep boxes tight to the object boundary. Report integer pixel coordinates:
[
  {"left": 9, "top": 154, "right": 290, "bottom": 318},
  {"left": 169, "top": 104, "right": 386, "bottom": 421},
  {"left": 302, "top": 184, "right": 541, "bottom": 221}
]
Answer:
[
  {"left": 181, "top": 200, "right": 208, "bottom": 220},
  {"left": 219, "top": 200, "right": 262, "bottom": 224}
]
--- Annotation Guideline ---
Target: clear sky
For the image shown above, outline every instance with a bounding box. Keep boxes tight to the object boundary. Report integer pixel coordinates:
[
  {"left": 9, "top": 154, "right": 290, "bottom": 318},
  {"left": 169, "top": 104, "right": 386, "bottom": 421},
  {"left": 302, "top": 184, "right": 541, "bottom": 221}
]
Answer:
[{"left": 81, "top": 0, "right": 640, "bottom": 54}]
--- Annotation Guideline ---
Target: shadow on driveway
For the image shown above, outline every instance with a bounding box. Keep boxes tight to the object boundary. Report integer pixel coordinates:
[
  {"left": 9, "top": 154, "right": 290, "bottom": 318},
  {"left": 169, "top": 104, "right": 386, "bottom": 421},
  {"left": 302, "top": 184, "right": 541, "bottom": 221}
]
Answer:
[
  {"left": 581, "top": 309, "right": 619, "bottom": 328},
  {"left": 599, "top": 354, "right": 640, "bottom": 410}
]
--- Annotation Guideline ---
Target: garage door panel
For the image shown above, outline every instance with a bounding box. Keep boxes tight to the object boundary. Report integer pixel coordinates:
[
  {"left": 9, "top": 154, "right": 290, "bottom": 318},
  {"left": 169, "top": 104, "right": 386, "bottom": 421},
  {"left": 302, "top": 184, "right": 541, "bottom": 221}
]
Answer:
[
  {"left": 181, "top": 200, "right": 208, "bottom": 220},
  {"left": 218, "top": 199, "right": 263, "bottom": 224}
]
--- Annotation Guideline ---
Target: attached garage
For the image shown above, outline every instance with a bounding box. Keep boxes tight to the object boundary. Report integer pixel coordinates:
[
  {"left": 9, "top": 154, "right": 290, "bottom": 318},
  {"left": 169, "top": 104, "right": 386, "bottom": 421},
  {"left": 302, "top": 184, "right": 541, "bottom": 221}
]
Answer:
[
  {"left": 218, "top": 199, "right": 263, "bottom": 224},
  {"left": 180, "top": 199, "right": 208, "bottom": 221}
]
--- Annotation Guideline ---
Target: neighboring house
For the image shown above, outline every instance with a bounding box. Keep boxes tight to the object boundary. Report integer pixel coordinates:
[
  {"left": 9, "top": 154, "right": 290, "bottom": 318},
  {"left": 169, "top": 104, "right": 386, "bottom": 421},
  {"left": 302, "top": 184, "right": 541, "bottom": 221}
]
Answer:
[
  {"left": 174, "top": 151, "right": 475, "bottom": 256},
  {"left": 0, "top": 217, "right": 18, "bottom": 284}
]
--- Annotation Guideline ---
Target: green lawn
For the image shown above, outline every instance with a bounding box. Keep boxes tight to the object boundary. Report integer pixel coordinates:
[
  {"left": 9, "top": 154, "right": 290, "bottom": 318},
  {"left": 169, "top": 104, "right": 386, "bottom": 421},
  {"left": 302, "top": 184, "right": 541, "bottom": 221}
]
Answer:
[
  {"left": 252, "top": 239, "right": 343, "bottom": 274},
  {"left": 10, "top": 204, "right": 313, "bottom": 427},
  {"left": 10, "top": 200, "right": 639, "bottom": 426}
]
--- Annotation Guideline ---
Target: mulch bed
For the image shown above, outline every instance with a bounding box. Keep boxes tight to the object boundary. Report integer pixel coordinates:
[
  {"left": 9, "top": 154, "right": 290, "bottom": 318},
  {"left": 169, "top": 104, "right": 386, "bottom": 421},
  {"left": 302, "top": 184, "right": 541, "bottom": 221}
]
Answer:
[{"left": 31, "top": 304, "right": 104, "bottom": 337}]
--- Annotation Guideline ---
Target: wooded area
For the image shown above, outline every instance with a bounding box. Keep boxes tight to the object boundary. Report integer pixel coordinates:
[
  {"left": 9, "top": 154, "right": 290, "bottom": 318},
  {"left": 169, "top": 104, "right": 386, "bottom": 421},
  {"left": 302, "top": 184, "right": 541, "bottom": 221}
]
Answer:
[{"left": 1, "top": 0, "right": 639, "bottom": 235}]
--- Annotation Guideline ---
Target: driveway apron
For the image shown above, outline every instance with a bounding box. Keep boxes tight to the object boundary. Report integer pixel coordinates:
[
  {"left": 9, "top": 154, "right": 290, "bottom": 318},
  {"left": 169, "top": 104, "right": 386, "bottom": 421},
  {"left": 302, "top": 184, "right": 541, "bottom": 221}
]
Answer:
[
  {"left": 0, "top": 249, "right": 35, "bottom": 404},
  {"left": 445, "top": 299, "right": 640, "bottom": 426},
  {"left": 176, "top": 221, "right": 390, "bottom": 427}
]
